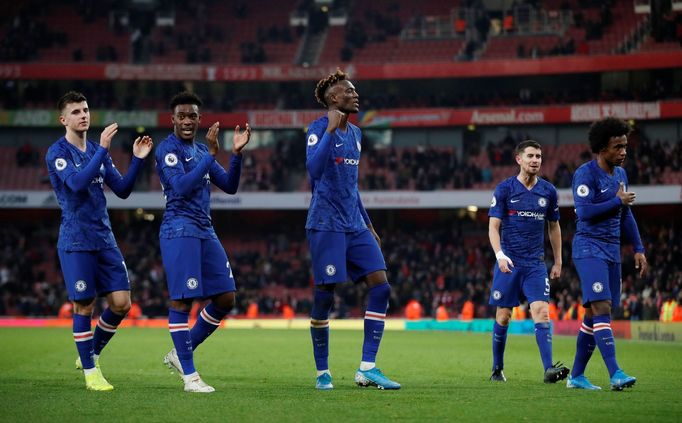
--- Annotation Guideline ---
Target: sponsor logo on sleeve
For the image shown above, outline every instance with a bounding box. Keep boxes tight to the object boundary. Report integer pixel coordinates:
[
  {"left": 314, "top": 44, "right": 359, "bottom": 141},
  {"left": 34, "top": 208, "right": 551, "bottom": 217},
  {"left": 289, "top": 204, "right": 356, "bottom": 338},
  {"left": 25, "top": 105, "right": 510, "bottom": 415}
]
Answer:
[
  {"left": 576, "top": 184, "right": 589, "bottom": 197},
  {"left": 164, "top": 153, "right": 178, "bottom": 166},
  {"left": 490, "top": 195, "right": 497, "bottom": 207},
  {"left": 307, "top": 134, "right": 318, "bottom": 146},
  {"left": 55, "top": 158, "right": 67, "bottom": 171}
]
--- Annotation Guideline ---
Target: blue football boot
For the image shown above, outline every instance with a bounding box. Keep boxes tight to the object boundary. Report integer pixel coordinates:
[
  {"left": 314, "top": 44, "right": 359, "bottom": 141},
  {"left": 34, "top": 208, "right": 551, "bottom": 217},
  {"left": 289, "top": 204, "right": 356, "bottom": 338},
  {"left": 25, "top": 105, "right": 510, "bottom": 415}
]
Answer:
[
  {"left": 354, "top": 368, "right": 401, "bottom": 390},
  {"left": 566, "top": 374, "right": 602, "bottom": 390},
  {"left": 316, "top": 372, "right": 334, "bottom": 390},
  {"left": 610, "top": 369, "right": 636, "bottom": 391}
]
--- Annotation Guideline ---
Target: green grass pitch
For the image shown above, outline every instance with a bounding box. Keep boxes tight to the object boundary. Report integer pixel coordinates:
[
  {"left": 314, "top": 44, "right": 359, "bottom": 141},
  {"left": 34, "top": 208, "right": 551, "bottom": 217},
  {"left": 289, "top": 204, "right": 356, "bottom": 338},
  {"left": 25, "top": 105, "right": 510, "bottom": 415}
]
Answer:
[{"left": 1, "top": 327, "right": 681, "bottom": 422}]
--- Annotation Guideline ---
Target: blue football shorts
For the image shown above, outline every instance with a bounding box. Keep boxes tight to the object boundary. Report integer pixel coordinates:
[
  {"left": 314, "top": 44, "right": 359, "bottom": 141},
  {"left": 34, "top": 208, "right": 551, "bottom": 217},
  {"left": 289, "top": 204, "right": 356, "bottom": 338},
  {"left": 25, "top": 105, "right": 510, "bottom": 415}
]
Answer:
[
  {"left": 488, "top": 262, "right": 549, "bottom": 307},
  {"left": 58, "top": 247, "right": 130, "bottom": 301},
  {"left": 160, "top": 237, "right": 236, "bottom": 300},
  {"left": 573, "top": 257, "right": 621, "bottom": 307},
  {"left": 306, "top": 229, "right": 386, "bottom": 285}
]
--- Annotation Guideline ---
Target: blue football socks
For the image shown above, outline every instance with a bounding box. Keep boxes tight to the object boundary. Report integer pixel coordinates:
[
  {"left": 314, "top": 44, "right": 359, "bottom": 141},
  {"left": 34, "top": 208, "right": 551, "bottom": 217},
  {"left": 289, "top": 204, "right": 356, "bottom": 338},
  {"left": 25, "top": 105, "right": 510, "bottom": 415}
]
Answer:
[
  {"left": 571, "top": 316, "right": 596, "bottom": 377},
  {"left": 169, "top": 308, "right": 195, "bottom": 375},
  {"left": 534, "top": 322, "right": 553, "bottom": 371},
  {"left": 492, "top": 321, "right": 509, "bottom": 370},
  {"left": 73, "top": 313, "right": 95, "bottom": 370},
  {"left": 190, "top": 303, "right": 229, "bottom": 350},
  {"left": 593, "top": 314, "right": 620, "bottom": 377},
  {"left": 310, "top": 289, "right": 334, "bottom": 371},
  {"left": 361, "top": 283, "right": 390, "bottom": 364},
  {"left": 92, "top": 308, "right": 125, "bottom": 355}
]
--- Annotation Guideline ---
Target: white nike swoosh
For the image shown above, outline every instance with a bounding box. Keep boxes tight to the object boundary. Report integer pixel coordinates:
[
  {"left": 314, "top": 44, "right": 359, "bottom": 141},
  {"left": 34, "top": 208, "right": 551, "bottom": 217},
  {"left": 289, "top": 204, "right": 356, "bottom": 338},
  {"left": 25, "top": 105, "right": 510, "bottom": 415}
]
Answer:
[
  {"left": 600, "top": 188, "right": 608, "bottom": 193},
  {"left": 510, "top": 199, "right": 520, "bottom": 203},
  {"left": 185, "top": 157, "right": 193, "bottom": 162},
  {"left": 75, "top": 163, "right": 82, "bottom": 167},
  {"left": 335, "top": 143, "right": 343, "bottom": 147}
]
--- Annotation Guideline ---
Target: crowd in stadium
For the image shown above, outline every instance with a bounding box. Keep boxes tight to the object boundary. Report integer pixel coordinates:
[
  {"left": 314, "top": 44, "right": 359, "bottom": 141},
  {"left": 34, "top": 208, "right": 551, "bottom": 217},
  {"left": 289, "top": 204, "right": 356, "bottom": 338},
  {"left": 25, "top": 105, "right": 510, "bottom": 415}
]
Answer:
[{"left": 1, "top": 211, "right": 680, "bottom": 321}]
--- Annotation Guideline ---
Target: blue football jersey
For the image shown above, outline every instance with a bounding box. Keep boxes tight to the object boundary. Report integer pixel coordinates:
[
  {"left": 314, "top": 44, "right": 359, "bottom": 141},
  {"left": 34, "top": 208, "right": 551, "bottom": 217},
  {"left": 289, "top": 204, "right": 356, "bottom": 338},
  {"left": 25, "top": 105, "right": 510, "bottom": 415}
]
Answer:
[
  {"left": 572, "top": 160, "right": 628, "bottom": 262},
  {"left": 488, "top": 176, "right": 559, "bottom": 265},
  {"left": 155, "top": 133, "right": 242, "bottom": 240},
  {"left": 305, "top": 115, "right": 368, "bottom": 232},
  {"left": 46, "top": 137, "right": 126, "bottom": 251}
]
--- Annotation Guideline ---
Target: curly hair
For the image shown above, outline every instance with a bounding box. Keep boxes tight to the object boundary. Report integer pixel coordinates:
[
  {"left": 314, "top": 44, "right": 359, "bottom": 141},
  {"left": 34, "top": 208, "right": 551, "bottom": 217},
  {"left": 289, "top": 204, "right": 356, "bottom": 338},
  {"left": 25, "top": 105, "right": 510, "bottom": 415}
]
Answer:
[
  {"left": 57, "top": 91, "right": 87, "bottom": 112},
  {"left": 314, "top": 68, "right": 347, "bottom": 108},
  {"left": 588, "top": 117, "right": 631, "bottom": 153},
  {"left": 170, "top": 91, "right": 203, "bottom": 110}
]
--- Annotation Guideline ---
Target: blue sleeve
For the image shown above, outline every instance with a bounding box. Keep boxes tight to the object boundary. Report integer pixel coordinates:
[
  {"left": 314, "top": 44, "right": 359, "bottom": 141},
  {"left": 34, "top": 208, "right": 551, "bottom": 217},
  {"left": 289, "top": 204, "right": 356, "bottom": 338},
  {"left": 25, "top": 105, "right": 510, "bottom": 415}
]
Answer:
[
  {"left": 169, "top": 154, "right": 215, "bottom": 197},
  {"left": 547, "top": 184, "right": 560, "bottom": 221},
  {"left": 306, "top": 123, "right": 335, "bottom": 180},
  {"left": 65, "top": 147, "right": 108, "bottom": 192},
  {"left": 104, "top": 155, "right": 144, "bottom": 199},
  {"left": 209, "top": 155, "right": 242, "bottom": 194},
  {"left": 488, "top": 183, "right": 507, "bottom": 219},
  {"left": 572, "top": 167, "right": 621, "bottom": 220},
  {"left": 621, "top": 207, "right": 645, "bottom": 253},
  {"left": 358, "top": 192, "right": 371, "bottom": 226}
]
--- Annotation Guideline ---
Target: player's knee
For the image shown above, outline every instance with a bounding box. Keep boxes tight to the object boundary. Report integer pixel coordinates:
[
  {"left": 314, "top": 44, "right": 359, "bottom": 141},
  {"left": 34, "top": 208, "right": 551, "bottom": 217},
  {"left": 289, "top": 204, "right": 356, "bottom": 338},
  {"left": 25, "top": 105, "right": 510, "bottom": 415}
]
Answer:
[
  {"left": 369, "top": 282, "right": 391, "bottom": 302},
  {"left": 110, "top": 299, "right": 131, "bottom": 316},
  {"left": 214, "top": 292, "right": 235, "bottom": 311},
  {"left": 531, "top": 305, "right": 549, "bottom": 322},
  {"left": 496, "top": 309, "right": 512, "bottom": 325},
  {"left": 73, "top": 298, "right": 95, "bottom": 315}
]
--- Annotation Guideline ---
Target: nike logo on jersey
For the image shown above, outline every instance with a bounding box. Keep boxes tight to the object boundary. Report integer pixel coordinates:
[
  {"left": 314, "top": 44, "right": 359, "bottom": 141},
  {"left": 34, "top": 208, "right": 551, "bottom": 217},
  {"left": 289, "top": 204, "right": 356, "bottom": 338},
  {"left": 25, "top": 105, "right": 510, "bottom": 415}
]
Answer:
[
  {"left": 185, "top": 157, "right": 193, "bottom": 162},
  {"left": 600, "top": 188, "right": 608, "bottom": 193},
  {"left": 335, "top": 143, "right": 343, "bottom": 147},
  {"left": 510, "top": 199, "right": 520, "bottom": 203},
  {"left": 75, "top": 162, "right": 82, "bottom": 167}
]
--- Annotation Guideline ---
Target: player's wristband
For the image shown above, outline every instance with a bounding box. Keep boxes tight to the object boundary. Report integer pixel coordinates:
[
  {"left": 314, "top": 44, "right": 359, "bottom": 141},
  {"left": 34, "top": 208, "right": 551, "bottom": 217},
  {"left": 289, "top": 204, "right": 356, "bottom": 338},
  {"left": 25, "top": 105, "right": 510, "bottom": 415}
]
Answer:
[{"left": 495, "top": 250, "right": 511, "bottom": 263}]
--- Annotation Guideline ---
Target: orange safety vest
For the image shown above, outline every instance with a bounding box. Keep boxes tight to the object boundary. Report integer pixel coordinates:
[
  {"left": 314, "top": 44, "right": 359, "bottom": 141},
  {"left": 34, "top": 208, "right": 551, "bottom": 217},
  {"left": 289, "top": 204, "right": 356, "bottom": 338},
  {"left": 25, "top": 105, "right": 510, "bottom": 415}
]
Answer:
[
  {"left": 246, "top": 302, "right": 259, "bottom": 318},
  {"left": 672, "top": 305, "right": 682, "bottom": 322},
  {"left": 436, "top": 305, "right": 449, "bottom": 321},
  {"left": 548, "top": 302, "right": 559, "bottom": 321},
  {"left": 405, "top": 300, "right": 423, "bottom": 320},
  {"left": 511, "top": 306, "right": 527, "bottom": 320},
  {"left": 282, "top": 304, "right": 295, "bottom": 319},
  {"left": 461, "top": 300, "right": 474, "bottom": 320}
]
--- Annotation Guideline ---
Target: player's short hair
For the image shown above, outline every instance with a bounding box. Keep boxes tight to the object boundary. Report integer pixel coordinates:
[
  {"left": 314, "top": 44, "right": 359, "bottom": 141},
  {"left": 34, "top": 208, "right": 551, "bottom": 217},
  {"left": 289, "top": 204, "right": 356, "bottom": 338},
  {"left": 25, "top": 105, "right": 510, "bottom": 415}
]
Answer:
[
  {"left": 588, "top": 117, "right": 631, "bottom": 153},
  {"left": 57, "top": 91, "right": 87, "bottom": 112},
  {"left": 314, "top": 68, "right": 347, "bottom": 108},
  {"left": 516, "top": 140, "right": 541, "bottom": 155},
  {"left": 170, "top": 91, "right": 203, "bottom": 111}
]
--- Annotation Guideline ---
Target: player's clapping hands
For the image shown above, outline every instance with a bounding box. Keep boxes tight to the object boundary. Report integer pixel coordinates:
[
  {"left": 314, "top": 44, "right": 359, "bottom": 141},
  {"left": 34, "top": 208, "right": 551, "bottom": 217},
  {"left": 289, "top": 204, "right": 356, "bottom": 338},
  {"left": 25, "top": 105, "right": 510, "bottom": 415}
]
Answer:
[
  {"left": 232, "top": 123, "right": 251, "bottom": 155},
  {"left": 99, "top": 123, "right": 119, "bottom": 150},
  {"left": 132, "top": 135, "right": 153, "bottom": 159},
  {"left": 206, "top": 122, "right": 220, "bottom": 156}
]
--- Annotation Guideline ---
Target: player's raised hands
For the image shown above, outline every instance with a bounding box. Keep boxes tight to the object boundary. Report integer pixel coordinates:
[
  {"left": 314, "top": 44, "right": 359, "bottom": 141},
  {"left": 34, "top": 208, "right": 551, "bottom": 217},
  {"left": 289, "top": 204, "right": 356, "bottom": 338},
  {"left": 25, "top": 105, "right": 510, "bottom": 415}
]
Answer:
[
  {"left": 206, "top": 122, "right": 220, "bottom": 156},
  {"left": 132, "top": 135, "right": 153, "bottom": 159},
  {"left": 634, "top": 252, "right": 649, "bottom": 278},
  {"left": 99, "top": 123, "right": 119, "bottom": 150},
  {"left": 326, "top": 110, "right": 346, "bottom": 133},
  {"left": 232, "top": 123, "right": 251, "bottom": 155},
  {"left": 616, "top": 182, "right": 636, "bottom": 206}
]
